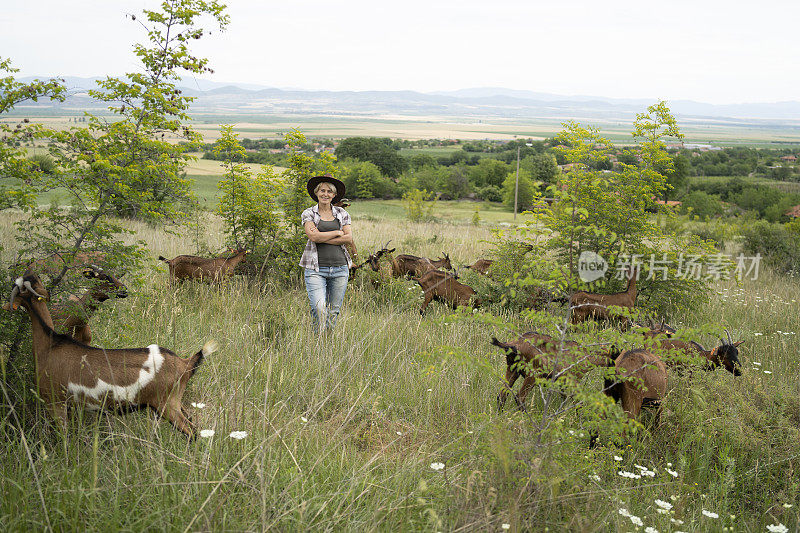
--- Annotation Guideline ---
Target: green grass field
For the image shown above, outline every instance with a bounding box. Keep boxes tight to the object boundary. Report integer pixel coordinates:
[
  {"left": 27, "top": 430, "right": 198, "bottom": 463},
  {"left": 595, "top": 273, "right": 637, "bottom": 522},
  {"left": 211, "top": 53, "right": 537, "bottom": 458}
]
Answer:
[{"left": 1, "top": 203, "right": 798, "bottom": 532}]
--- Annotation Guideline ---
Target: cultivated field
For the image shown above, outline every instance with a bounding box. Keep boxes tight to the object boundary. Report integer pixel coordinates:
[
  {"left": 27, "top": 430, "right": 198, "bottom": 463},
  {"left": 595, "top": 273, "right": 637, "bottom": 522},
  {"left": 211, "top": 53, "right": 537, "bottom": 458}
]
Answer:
[
  {"left": 1, "top": 204, "right": 798, "bottom": 532},
  {"left": 7, "top": 111, "right": 800, "bottom": 146}
]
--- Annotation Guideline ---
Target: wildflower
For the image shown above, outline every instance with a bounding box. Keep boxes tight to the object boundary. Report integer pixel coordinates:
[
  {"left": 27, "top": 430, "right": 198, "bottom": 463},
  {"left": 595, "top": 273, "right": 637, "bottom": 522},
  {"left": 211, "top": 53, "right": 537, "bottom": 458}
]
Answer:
[
  {"left": 670, "top": 518, "right": 684, "bottom": 525},
  {"left": 300, "top": 416, "right": 308, "bottom": 423},
  {"left": 764, "top": 370, "right": 772, "bottom": 374},
  {"left": 783, "top": 503, "right": 793, "bottom": 508},
  {"left": 665, "top": 468, "right": 678, "bottom": 477},
  {"left": 590, "top": 474, "right": 601, "bottom": 482},
  {"left": 701, "top": 509, "right": 719, "bottom": 518},
  {"left": 614, "top": 455, "right": 623, "bottom": 461},
  {"left": 645, "top": 527, "right": 658, "bottom": 533},
  {"left": 396, "top": 431, "right": 402, "bottom": 436},
  {"left": 618, "top": 509, "right": 631, "bottom": 518},
  {"left": 754, "top": 333, "right": 763, "bottom": 336},
  {"left": 618, "top": 471, "right": 641, "bottom": 479},
  {"left": 666, "top": 462, "right": 672, "bottom": 467},
  {"left": 427, "top": 388, "right": 433, "bottom": 392},
  {"left": 501, "top": 524, "right": 510, "bottom": 531},
  {"left": 191, "top": 402, "right": 206, "bottom": 409},
  {"left": 656, "top": 509, "right": 669, "bottom": 515},
  {"left": 229, "top": 431, "right": 248, "bottom": 440},
  {"left": 753, "top": 361, "right": 762, "bottom": 365},
  {"left": 767, "top": 523, "right": 788, "bottom": 533},
  {"left": 629, "top": 515, "right": 643, "bottom": 527},
  {"left": 199, "top": 429, "right": 215, "bottom": 438},
  {"left": 430, "top": 462, "right": 445, "bottom": 471},
  {"left": 654, "top": 499, "right": 672, "bottom": 510}
]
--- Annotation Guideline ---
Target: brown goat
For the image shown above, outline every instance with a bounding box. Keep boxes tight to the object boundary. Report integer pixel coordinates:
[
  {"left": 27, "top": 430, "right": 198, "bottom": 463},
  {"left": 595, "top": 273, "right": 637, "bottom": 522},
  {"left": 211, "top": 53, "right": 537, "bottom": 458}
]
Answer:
[
  {"left": 570, "top": 267, "right": 638, "bottom": 326},
  {"left": 25, "top": 251, "right": 109, "bottom": 279},
  {"left": 50, "top": 266, "right": 128, "bottom": 344},
  {"left": 647, "top": 332, "right": 744, "bottom": 376},
  {"left": 491, "top": 331, "right": 615, "bottom": 411},
  {"left": 366, "top": 243, "right": 452, "bottom": 279},
  {"left": 466, "top": 259, "right": 494, "bottom": 275},
  {"left": 589, "top": 348, "right": 667, "bottom": 447},
  {"left": 4, "top": 273, "right": 215, "bottom": 438},
  {"left": 159, "top": 248, "right": 248, "bottom": 282},
  {"left": 415, "top": 269, "right": 478, "bottom": 315}
]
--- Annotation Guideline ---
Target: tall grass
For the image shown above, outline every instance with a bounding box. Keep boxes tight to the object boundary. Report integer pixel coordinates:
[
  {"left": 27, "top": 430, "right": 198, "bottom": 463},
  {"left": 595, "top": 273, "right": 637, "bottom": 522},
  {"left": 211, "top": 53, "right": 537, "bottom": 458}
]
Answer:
[{"left": 0, "top": 209, "right": 798, "bottom": 532}]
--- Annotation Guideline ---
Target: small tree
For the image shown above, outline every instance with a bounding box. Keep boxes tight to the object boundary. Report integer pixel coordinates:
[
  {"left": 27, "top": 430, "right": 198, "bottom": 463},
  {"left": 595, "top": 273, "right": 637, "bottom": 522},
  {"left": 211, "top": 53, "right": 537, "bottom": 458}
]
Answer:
[
  {"left": 403, "top": 189, "right": 438, "bottom": 222},
  {"left": 215, "top": 125, "right": 281, "bottom": 255}
]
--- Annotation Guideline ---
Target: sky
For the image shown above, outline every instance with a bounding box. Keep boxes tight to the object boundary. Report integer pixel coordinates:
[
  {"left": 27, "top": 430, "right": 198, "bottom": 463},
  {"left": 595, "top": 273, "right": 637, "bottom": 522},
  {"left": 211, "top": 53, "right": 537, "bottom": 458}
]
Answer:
[{"left": 2, "top": 0, "right": 799, "bottom": 105}]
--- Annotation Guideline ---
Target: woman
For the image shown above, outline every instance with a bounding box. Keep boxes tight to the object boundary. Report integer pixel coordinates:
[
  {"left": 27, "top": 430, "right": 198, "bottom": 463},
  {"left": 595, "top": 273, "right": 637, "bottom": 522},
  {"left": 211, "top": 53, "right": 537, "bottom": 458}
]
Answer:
[{"left": 299, "top": 175, "right": 356, "bottom": 333}]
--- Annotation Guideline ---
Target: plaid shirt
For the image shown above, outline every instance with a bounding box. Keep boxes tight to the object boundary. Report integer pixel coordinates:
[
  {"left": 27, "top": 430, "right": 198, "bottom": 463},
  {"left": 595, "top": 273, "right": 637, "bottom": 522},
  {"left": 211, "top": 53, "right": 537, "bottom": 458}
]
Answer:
[{"left": 299, "top": 205, "right": 353, "bottom": 271}]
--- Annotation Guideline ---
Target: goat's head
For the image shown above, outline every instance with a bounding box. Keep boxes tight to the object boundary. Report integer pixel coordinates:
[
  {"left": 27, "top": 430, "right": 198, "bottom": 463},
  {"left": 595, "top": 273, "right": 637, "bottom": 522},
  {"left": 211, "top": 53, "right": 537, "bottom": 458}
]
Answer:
[
  {"left": 437, "top": 252, "right": 452, "bottom": 270},
  {"left": 4, "top": 273, "right": 49, "bottom": 311},
  {"left": 367, "top": 246, "right": 395, "bottom": 272},
  {"left": 640, "top": 318, "right": 675, "bottom": 338},
  {"left": 714, "top": 330, "right": 744, "bottom": 376},
  {"left": 83, "top": 265, "right": 128, "bottom": 300}
]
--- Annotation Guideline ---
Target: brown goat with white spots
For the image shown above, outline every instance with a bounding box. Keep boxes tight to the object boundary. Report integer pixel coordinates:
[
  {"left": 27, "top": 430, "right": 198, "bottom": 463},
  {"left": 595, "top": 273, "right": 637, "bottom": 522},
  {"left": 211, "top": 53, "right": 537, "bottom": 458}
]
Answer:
[
  {"left": 570, "top": 267, "right": 638, "bottom": 326},
  {"left": 491, "top": 331, "right": 615, "bottom": 411},
  {"left": 50, "top": 266, "right": 128, "bottom": 344},
  {"left": 415, "top": 269, "right": 478, "bottom": 315},
  {"left": 4, "top": 273, "right": 215, "bottom": 438},
  {"left": 589, "top": 348, "right": 667, "bottom": 448},
  {"left": 159, "top": 248, "right": 248, "bottom": 282}
]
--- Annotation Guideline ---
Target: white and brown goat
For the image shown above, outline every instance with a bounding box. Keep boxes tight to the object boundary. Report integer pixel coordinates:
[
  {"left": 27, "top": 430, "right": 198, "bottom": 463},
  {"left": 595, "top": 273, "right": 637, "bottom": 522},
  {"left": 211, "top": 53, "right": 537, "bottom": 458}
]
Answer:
[
  {"left": 570, "top": 267, "right": 638, "bottom": 326},
  {"left": 4, "top": 273, "right": 215, "bottom": 438},
  {"left": 159, "top": 248, "right": 248, "bottom": 282},
  {"left": 50, "top": 265, "right": 128, "bottom": 344}
]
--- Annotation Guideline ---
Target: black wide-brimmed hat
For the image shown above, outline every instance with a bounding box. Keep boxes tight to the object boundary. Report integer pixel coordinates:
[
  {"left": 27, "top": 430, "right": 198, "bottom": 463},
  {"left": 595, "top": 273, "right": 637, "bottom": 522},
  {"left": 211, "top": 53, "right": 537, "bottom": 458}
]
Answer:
[{"left": 307, "top": 174, "right": 346, "bottom": 205}]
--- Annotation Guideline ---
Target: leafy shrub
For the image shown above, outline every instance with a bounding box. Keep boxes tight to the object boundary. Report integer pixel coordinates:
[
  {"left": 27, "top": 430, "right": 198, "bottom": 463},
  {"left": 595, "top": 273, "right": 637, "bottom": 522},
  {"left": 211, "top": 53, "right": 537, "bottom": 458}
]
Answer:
[
  {"left": 741, "top": 220, "right": 800, "bottom": 273},
  {"left": 475, "top": 185, "right": 502, "bottom": 202},
  {"left": 402, "top": 189, "right": 438, "bottom": 222},
  {"left": 680, "top": 191, "right": 725, "bottom": 218}
]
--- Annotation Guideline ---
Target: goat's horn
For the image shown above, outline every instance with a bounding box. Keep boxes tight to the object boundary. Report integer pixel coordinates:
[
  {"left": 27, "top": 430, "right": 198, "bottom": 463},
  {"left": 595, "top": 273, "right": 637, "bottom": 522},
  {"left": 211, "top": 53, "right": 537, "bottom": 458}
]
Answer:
[
  {"left": 8, "top": 284, "right": 20, "bottom": 308},
  {"left": 23, "top": 280, "right": 45, "bottom": 299},
  {"left": 724, "top": 328, "right": 733, "bottom": 345}
]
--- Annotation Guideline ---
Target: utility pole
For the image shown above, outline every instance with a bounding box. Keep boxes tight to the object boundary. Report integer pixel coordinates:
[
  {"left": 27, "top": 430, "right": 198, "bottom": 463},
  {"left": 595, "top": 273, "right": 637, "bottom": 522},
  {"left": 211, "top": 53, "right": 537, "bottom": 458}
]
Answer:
[{"left": 514, "top": 146, "right": 520, "bottom": 220}]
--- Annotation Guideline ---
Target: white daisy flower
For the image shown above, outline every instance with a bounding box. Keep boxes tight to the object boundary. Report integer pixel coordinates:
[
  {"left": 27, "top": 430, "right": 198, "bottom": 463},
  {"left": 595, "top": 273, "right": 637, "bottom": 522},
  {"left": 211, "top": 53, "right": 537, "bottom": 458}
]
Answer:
[
  {"left": 430, "top": 462, "right": 445, "bottom": 471},
  {"left": 654, "top": 499, "right": 672, "bottom": 510},
  {"left": 228, "top": 431, "right": 248, "bottom": 440},
  {"left": 701, "top": 509, "right": 719, "bottom": 518},
  {"left": 767, "top": 523, "right": 788, "bottom": 533}
]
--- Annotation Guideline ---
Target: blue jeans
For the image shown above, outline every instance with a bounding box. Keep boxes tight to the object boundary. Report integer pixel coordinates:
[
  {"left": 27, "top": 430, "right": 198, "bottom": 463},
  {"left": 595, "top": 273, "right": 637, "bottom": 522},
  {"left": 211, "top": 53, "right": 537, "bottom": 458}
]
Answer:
[{"left": 304, "top": 265, "right": 349, "bottom": 332}]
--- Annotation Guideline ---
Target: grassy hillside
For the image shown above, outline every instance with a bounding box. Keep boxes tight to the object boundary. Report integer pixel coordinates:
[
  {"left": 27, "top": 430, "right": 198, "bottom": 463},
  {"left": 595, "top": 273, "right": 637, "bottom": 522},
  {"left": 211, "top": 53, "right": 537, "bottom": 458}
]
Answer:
[{"left": 1, "top": 207, "right": 798, "bottom": 532}]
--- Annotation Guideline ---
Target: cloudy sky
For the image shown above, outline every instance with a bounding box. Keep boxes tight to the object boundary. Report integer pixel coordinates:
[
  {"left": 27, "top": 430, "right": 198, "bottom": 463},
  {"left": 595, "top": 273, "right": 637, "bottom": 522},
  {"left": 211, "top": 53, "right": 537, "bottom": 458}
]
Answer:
[{"left": 3, "top": 0, "right": 798, "bottom": 104}]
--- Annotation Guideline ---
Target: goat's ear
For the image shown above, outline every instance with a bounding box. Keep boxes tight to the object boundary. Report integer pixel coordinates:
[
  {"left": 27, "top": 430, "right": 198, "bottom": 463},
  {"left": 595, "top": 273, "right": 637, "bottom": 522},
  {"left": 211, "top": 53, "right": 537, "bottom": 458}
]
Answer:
[
  {"left": 388, "top": 248, "right": 396, "bottom": 253},
  {"left": 733, "top": 340, "right": 745, "bottom": 347}
]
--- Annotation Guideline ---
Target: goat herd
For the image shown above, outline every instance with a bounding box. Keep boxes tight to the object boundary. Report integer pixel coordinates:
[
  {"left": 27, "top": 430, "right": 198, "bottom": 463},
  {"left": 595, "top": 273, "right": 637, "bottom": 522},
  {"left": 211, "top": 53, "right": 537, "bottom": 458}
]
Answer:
[{"left": 4, "top": 245, "right": 744, "bottom": 446}]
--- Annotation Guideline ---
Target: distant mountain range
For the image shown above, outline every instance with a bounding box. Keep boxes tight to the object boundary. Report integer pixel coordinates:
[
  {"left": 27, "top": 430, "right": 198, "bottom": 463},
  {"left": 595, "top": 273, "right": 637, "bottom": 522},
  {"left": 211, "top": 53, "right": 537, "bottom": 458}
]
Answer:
[{"left": 13, "top": 76, "right": 800, "bottom": 124}]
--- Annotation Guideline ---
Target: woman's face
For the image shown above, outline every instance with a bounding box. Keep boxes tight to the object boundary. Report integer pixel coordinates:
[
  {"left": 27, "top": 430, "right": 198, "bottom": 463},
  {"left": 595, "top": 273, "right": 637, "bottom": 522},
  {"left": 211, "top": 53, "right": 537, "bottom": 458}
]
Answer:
[{"left": 317, "top": 184, "right": 336, "bottom": 205}]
